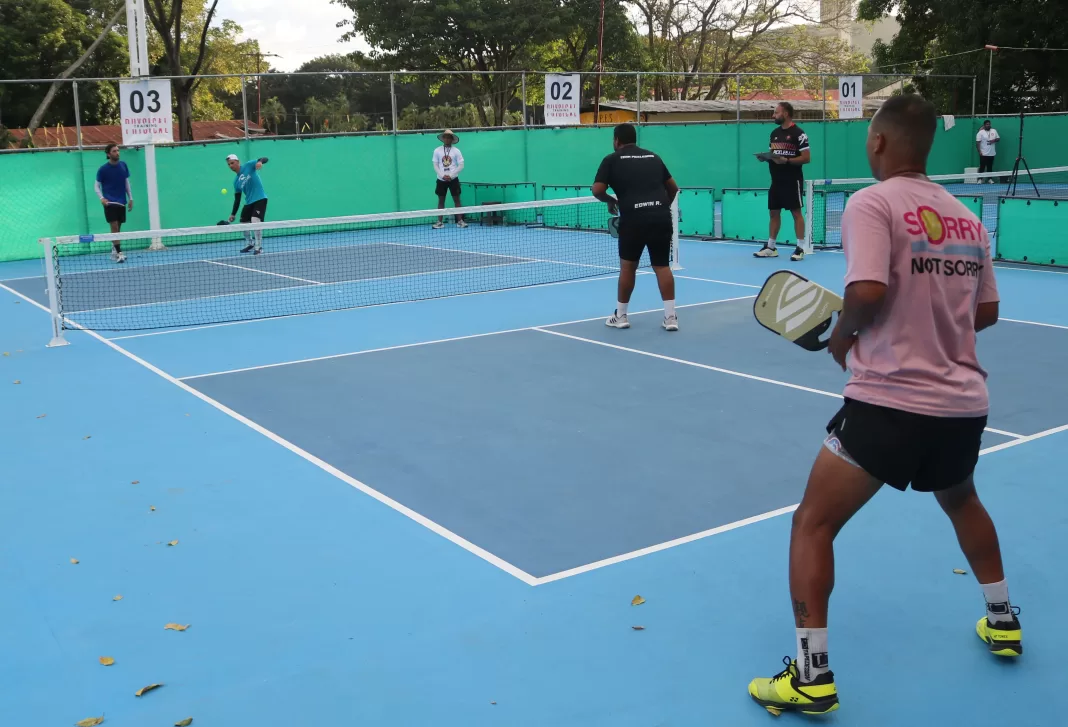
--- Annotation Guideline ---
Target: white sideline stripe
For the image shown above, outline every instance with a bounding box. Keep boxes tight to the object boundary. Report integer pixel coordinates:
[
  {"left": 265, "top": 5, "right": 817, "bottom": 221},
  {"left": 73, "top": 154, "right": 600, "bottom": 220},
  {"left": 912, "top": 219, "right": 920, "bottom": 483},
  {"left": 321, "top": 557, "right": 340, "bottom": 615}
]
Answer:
[
  {"left": 673, "top": 274, "right": 761, "bottom": 289},
  {"left": 0, "top": 280, "right": 539, "bottom": 587},
  {"left": 176, "top": 295, "right": 757, "bottom": 380},
  {"left": 983, "top": 427, "right": 1025, "bottom": 439},
  {"left": 105, "top": 271, "right": 649, "bottom": 340},
  {"left": 5, "top": 279, "right": 1065, "bottom": 587},
  {"left": 1001, "top": 317, "right": 1068, "bottom": 330},
  {"left": 533, "top": 420, "right": 1068, "bottom": 584},
  {"left": 204, "top": 259, "right": 323, "bottom": 285},
  {"left": 531, "top": 328, "right": 1024, "bottom": 439},
  {"left": 384, "top": 241, "right": 619, "bottom": 273}
]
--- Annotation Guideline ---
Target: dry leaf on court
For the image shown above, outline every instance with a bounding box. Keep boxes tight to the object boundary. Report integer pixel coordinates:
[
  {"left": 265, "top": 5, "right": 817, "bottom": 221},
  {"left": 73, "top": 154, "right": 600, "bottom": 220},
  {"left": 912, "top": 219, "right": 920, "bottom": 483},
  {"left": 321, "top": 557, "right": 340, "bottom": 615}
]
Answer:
[
  {"left": 99, "top": 656, "right": 115, "bottom": 666},
  {"left": 149, "top": 506, "right": 156, "bottom": 511},
  {"left": 175, "top": 719, "right": 194, "bottom": 727},
  {"left": 632, "top": 626, "right": 645, "bottom": 631},
  {"left": 113, "top": 595, "right": 123, "bottom": 601},
  {"left": 167, "top": 540, "right": 179, "bottom": 547},
  {"left": 36, "top": 413, "right": 47, "bottom": 419},
  {"left": 953, "top": 568, "right": 967, "bottom": 575},
  {"left": 75, "top": 717, "right": 104, "bottom": 727},
  {"left": 135, "top": 683, "right": 163, "bottom": 697},
  {"left": 631, "top": 595, "right": 645, "bottom": 606},
  {"left": 2, "top": 352, "right": 8, "bottom": 356},
  {"left": 164, "top": 623, "right": 190, "bottom": 632},
  {"left": 83, "top": 435, "right": 92, "bottom": 440},
  {"left": 70, "top": 558, "right": 79, "bottom": 565},
  {"left": 490, "top": 701, "right": 497, "bottom": 706},
  {"left": 13, "top": 380, "right": 20, "bottom": 384},
  {"left": 131, "top": 480, "right": 139, "bottom": 484}
]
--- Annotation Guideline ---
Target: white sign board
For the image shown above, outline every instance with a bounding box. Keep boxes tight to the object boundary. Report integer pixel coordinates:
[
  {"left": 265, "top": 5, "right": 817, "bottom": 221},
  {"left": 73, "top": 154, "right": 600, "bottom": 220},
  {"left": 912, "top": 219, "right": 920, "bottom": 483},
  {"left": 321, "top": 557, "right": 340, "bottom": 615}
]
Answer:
[
  {"left": 544, "top": 74, "right": 581, "bottom": 125},
  {"left": 838, "top": 76, "right": 863, "bottom": 119},
  {"left": 119, "top": 79, "right": 173, "bottom": 145}
]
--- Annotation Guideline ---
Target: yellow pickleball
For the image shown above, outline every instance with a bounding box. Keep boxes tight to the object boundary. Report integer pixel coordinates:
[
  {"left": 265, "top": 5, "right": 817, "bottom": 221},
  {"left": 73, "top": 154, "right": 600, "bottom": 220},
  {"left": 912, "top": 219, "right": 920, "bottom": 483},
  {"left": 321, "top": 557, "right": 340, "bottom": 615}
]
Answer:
[{"left": 221, "top": 188, "right": 228, "bottom": 194}]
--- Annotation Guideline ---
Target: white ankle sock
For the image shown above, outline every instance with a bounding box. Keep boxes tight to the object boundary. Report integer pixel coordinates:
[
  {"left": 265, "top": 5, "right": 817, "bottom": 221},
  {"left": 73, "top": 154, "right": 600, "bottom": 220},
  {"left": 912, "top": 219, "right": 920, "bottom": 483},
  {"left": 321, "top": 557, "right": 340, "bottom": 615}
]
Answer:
[
  {"left": 664, "top": 300, "right": 676, "bottom": 317},
  {"left": 796, "top": 628, "right": 829, "bottom": 683},
  {"left": 616, "top": 302, "right": 628, "bottom": 316},
  {"left": 767, "top": 238, "right": 777, "bottom": 249},
  {"left": 981, "top": 579, "right": 1013, "bottom": 624},
  {"left": 797, "top": 237, "right": 807, "bottom": 251}
]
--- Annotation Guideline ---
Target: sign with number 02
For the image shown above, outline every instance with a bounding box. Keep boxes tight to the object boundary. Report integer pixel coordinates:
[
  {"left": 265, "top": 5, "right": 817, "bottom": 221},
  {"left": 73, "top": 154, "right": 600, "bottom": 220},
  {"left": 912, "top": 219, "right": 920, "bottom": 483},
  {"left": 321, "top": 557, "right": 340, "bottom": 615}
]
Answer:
[
  {"left": 838, "top": 76, "right": 863, "bottom": 119},
  {"left": 119, "top": 79, "right": 173, "bottom": 145},
  {"left": 544, "top": 73, "right": 581, "bottom": 125}
]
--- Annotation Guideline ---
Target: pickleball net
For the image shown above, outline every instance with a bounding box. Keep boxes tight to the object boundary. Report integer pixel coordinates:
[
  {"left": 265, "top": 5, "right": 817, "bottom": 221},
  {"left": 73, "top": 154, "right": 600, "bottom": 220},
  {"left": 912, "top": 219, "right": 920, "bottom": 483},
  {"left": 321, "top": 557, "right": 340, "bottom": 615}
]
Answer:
[
  {"left": 805, "top": 165, "right": 1068, "bottom": 249},
  {"left": 42, "top": 196, "right": 680, "bottom": 339}
]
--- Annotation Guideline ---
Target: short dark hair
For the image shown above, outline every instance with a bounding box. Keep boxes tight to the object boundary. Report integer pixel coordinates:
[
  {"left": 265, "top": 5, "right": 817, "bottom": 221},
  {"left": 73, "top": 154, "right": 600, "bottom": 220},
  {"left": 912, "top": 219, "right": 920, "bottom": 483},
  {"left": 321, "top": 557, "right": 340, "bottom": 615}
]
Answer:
[
  {"left": 105, "top": 143, "right": 119, "bottom": 154},
  {"left": 614, "top": 123, "right": 637, "bottom": 145},
  {"left": 983, "top": 119, "right": 991, "bottom": 124},
  {"left": 872, "top": 94, "right": 937, "bottom": 159},
  {"left": 777, "top": 101, "right": 794, "bottom": 118}
]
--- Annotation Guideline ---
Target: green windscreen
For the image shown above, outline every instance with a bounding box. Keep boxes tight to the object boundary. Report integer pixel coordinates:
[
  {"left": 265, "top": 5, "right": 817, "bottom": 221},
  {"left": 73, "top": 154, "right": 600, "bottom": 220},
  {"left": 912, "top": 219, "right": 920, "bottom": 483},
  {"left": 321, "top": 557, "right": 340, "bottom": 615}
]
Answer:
[
  {"left": 721, "top": 188, "right": 800, "bottom": 244},
  {"left": 677, "top": 188, "right": 715, "bottom": 237},
  {"left": 996, "top": 197, "right": 1068, "bottom": 266}
]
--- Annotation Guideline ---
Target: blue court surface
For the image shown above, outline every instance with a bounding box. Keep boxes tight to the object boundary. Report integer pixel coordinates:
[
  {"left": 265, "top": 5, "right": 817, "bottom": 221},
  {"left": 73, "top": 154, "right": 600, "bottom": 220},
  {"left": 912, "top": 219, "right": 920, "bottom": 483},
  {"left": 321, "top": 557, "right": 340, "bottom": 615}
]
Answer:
[{"left": 2, "top": 236, "right": 1067, "bottom": 726}]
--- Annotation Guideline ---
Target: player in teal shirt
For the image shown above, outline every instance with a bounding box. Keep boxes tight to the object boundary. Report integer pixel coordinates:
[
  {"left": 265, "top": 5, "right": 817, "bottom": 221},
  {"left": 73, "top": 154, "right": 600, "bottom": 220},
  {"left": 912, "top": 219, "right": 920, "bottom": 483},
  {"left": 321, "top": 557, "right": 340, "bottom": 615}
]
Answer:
[{"left": 226, "top": 153, "right": 269, "bottom": 254}]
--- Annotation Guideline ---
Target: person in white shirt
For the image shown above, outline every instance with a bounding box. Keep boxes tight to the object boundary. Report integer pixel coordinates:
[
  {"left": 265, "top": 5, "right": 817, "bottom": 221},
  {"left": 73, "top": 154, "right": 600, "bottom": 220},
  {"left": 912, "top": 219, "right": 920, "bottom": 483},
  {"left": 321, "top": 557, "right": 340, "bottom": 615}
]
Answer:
[
  {"left": 432, "top": 130, "right": 467, "bottom": 229},
  {"left": 976, "top": 120, "right": 1000, "bottom": 179}
]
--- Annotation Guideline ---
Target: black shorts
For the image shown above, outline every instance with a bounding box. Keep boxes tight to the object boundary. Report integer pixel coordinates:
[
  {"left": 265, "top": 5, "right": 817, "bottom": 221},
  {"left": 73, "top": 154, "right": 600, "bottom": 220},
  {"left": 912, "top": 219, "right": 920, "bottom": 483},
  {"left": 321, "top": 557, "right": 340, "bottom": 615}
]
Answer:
[
  {"left": 104, "top": 204, "right": 127, "bottom": 224},
  {"left": 826, "top": 398, "right": 987, "bottom": 492},
  {"left": 240, "top": 198, "right": 268, "bottom": 224},
  {"left": 435, "top": 178, "right": 461, "bottom": 197},
  {"left": 768, "top": 180, "right": 804, "bottom": 211},
  {"left": 618, "top": 216, "right": 672, "bottom": 267}
]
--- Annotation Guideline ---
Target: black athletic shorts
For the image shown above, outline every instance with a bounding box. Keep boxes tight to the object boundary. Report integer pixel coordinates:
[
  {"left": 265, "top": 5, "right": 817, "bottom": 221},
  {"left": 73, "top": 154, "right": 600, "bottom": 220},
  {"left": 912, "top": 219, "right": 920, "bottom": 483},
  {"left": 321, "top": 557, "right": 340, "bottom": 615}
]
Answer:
[
  {"left": 104, "top": 204, "right": 127, "bottom": 224},
  {"left": 435, "top": 178, "right": 462, "bottom": 197},
  {"left": 618, "top": 216, "right": 672, "bottom": 267},
  {"left": 826, "top": 398, "right": 987, "bottom": 492},
  {"left": 768, "top": 180, "right": 803, "bottom": 211},
  {"left": 240, "top": 198, "right": 268, "bottom": 224}
]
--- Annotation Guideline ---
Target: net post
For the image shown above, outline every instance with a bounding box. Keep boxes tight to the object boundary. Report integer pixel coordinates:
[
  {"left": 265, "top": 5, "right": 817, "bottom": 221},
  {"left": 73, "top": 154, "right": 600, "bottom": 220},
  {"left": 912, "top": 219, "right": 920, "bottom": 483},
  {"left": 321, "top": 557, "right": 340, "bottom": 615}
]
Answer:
[
  {"left": 804, "top": 180, "right": 814, "bottom": 253},
  {"left": 145, "top": 142, "right": 166, "bottom": 250},
  {"left": 41, "top": 238, "right": 69, "bottom": 348},
  {"left": 670, "top": 195, "right": 682, "bottom": 270}
]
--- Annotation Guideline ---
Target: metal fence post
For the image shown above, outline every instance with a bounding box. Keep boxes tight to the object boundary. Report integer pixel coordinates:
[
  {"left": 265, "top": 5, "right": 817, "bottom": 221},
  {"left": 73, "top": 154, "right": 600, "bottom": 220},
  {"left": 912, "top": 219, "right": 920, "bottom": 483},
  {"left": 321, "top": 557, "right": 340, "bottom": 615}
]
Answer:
[
  {"left": 971, "top": 76, "right": 977, "bottom": 117},
  {"left": 390, "top": 73, "right": 398, "bottom": 134},
  {"left": 636, "top": 73, "right": 641, "bottom": 124},
  {"left": 73, "top": 80, "right": 83, "bottom": 150},
  {"left": 240, "top": 74, "right": 250, "bottom": 140},
  {"left": 735, "top": 73, "right": 742, "bottom": 188},
  {"left": 521, "top": 72, "right": 527, "bottom": 128},
  {"left": 821, "top": 75, "right": 826, "bottom": 120}
]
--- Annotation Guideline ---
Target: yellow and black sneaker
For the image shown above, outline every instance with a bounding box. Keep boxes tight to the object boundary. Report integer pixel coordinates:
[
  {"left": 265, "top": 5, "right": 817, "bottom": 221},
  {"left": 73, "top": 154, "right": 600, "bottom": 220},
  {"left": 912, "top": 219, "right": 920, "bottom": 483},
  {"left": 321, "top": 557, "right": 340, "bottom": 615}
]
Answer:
[
  {"left": 977, "top": 607, "right": 1023, "bottom": 657},
  {"left": 748, "top": 656, "right": 839, "bottom": 716}
]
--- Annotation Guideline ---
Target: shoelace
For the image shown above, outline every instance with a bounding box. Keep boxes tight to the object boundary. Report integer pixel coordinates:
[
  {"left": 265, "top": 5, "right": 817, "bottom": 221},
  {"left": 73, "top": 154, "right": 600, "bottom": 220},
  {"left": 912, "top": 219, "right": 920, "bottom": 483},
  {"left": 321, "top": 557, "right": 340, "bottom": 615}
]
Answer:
[{"left": 770, "top": 656, "right": 796, "bottom": 682}]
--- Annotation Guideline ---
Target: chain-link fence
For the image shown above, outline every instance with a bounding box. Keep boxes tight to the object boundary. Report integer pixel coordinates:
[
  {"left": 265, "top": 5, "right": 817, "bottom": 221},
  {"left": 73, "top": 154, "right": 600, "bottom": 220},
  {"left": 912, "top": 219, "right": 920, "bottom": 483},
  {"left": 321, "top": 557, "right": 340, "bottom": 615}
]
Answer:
[{"left": 0, "top": 70, "right": 978, "bottom": 151}]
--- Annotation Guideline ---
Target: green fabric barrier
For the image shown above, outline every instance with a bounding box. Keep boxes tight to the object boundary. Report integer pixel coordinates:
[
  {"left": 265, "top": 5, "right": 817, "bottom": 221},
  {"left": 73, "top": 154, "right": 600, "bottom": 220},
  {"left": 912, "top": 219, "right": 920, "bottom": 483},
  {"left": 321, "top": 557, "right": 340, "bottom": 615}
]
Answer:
[
  {"left": 539, "top": 185, "right": 608, "bottom": 231},
  {"left": 677, "top": 188, "right": 715, "bottom": 237},
  {"left": 996, "top": 197, "right": 1068, "bottom": 266},
  {"left": 721, "top": 188, "right": 800, "bottom": 244},
  {"left": 953, "top": 195, "right": 984, "bottom": 221}
]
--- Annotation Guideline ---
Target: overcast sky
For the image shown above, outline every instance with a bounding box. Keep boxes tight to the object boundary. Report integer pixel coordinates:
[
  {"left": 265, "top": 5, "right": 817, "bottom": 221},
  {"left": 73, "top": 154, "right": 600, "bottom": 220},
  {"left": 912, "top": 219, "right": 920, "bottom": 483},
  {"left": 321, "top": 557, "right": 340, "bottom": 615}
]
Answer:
[{"left": 216, "top": 0, "right": 371, "bottom": 71}]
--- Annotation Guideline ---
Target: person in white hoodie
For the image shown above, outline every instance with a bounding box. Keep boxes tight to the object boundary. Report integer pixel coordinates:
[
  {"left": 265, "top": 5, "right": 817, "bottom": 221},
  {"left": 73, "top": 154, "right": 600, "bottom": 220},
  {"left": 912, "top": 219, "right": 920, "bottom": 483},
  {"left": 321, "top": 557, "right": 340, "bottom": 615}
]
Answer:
[{"left": 432, "top": 130, "right": 467, "bottom": 229}]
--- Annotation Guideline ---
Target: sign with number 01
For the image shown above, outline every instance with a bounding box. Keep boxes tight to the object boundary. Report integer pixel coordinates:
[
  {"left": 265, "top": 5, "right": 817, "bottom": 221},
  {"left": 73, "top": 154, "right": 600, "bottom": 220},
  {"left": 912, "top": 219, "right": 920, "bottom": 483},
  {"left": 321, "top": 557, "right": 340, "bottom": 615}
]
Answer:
[
  {"left": 119, "top": 79, "right": 173, "bottom": 145},
  {"left": 544, "top": 73, "right": 581, "bottom": 125},
  {"left": 838, "top": 76, "right": 863, "bottom": 119}
]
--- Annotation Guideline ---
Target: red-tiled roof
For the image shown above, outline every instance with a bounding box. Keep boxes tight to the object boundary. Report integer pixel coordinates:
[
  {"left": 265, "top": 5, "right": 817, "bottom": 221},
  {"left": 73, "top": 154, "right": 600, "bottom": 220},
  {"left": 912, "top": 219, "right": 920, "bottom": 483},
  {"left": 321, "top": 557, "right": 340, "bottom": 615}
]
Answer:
[
  {"left": 6, "top": 119, "right": 267, "bottom": 148},
  {"left": 741, "top": 89, "right": 836, "bottom": 101}
]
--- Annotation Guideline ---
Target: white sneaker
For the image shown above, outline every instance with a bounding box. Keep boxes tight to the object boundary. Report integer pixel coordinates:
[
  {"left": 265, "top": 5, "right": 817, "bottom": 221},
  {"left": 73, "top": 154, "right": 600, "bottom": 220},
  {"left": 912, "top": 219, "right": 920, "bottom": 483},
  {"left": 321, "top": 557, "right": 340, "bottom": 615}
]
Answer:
[
  {"left": 606, "top": 311, "right": 630, "bottom": 329},
  {"left": 116, "top": 252, "right": 126, "bottom": 264},
  {"left": 456, "top": 219, "right": 468, "bottom": 228},
  {"left": 754, "top": 245, "right": 779, "bottom": 258},
  {"left": 662, "top": 314, "right": 679, "bottom": 331},
  {"left": 432, "top": 221, "right": 445, "bottom": 229},
  {"left": 790, "top": 246, "right": 805, "bottom": 261}
]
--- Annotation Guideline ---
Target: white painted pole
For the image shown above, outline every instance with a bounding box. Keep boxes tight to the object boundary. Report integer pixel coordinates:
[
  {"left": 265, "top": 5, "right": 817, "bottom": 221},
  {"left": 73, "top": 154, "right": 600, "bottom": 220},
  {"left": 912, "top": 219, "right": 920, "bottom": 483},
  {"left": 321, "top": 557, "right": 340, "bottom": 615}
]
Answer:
[
  {"left": 41, "top": 238, "right": 69, "bottom": 347},
  {"left": 126, "top": 0, "right": 164, "bottom": 248}
]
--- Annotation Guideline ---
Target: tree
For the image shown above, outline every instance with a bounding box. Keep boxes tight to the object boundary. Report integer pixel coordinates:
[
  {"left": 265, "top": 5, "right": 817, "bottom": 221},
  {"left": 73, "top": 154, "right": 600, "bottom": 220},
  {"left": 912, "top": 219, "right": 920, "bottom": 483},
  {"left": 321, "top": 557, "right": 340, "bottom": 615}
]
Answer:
[
  {"left": 860, "top": 0, "right": 1068, "bottom": 112},
  {"left": 333, "top": 0, "right": 574, "bottom": 126},
  {"left": 260, "top": 96, "right": 286, "bottom": 133},
  {"left": 143, "top": 0, "right": 220, "bottom": 140}
]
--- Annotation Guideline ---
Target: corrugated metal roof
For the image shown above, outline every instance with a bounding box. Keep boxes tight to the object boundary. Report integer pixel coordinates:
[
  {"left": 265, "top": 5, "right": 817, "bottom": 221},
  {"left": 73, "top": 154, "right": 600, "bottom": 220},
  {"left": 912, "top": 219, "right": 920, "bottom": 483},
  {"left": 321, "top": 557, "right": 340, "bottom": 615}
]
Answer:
[
  {"left": 601, "top": 99, "right": 885, "bottom": 113},
  {"left": 6, "top": 120, "right": 267, "bottom": 148}
]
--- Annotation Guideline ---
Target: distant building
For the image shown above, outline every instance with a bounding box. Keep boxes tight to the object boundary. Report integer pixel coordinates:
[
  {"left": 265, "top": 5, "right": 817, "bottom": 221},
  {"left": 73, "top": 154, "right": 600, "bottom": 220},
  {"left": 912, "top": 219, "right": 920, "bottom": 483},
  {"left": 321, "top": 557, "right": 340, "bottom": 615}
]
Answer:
[{"left": 5, "top": 119, "right": 267, "bottom": 149}]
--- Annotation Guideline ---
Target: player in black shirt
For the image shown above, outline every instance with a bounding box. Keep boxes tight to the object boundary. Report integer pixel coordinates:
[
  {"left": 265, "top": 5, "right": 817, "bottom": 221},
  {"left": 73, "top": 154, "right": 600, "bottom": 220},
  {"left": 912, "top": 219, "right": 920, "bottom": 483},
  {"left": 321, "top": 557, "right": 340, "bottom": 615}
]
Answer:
[
  {"left": 592, "top": 124, "right": 681, "bottom": 331},
  {"left": 755, "top": 102, "right": 811, "bottom": 261}
]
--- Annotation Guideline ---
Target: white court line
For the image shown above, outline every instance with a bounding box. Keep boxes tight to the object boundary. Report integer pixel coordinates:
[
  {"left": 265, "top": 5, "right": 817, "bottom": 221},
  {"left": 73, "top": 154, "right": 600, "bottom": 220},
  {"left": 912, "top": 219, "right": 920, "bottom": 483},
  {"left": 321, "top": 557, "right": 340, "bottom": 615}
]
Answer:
[
  {"left": 532, "top": 327, "right": 1024, "bottom": 439},
  {"left": 983, "top": 426, "right": 1026, "bottom": 439},
  {"left": 1001, "top": 317, "right": 1068, "bottom": 330},
  {"left": 2, "top": 279, "right": 1063, "bottom": 587},
  {"left": 385, "top": 241, "right": 620, "bottom": 273},
  {"left": 0, "top": 280, "right": 540, "bottom": 587},
  {"left": 674, "top": 274, "right": 760, "bottom": 289},
  {"left": 177, "top": 295, "right": 757, "bottom": 380},
  {"left": 204, "top": 259, "right": 323, "bottom": 285},
  {"left": 531, "top": 420, "right": 1068, "bottom": 585}
]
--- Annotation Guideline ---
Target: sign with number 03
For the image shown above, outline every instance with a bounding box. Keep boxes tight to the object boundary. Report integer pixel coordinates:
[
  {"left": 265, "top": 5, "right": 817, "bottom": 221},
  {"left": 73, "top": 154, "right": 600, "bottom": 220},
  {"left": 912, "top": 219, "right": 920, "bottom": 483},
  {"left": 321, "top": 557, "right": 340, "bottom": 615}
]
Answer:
[
  {"left": 837, "top": 76, "right": 863, "bottom": 119},
  {"left": 119, "top": 79, "right": 173, "bottom": 145},
  {"left": 544, "top": 74, "right": 581, "bottom": 126}
]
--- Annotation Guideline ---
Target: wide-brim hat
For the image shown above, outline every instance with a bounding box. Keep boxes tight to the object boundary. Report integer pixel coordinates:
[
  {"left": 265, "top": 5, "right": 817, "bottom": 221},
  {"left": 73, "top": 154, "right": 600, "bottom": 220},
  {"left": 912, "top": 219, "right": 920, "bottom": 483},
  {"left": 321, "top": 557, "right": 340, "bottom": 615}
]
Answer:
[{"left": 437, "top": 129, "right": 459, "bottom": 144}]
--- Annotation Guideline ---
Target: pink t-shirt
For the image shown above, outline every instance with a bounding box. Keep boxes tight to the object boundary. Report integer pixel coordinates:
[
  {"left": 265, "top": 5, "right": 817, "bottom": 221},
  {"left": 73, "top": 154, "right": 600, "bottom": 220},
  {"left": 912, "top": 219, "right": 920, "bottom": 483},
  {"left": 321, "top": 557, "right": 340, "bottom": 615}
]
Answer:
[{"left": 841, "top": 175, "right": 999, "bottom": 417}]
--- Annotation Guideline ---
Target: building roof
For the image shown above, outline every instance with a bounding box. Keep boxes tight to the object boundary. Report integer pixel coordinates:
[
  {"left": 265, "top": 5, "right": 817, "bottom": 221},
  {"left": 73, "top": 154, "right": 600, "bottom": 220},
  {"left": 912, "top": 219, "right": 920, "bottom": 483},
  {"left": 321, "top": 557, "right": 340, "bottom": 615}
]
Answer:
[
  {"left": 601, "top": 98, "right": 885, "bottom": 114},
  {"left": 6, "top": 119, "right": 267, "bottom": 148}
]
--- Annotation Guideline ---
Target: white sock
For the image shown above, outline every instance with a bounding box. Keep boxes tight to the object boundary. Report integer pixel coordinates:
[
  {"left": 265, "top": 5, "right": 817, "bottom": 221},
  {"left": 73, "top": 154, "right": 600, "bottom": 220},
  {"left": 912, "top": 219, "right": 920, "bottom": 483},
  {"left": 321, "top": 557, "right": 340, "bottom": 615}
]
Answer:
[
  {"left": 981, "top": 579, "right": 1013, "bottom": 625},
  {"left": 767, "top": 238, "right": 777, "bottom": 250},
  {"left": 797, "top": 237, "right": 807, "bottom": 251},
  {"left": 616, "top": 302, "right": 628, "bottom": 316},
  {"left": 664, "top": 300, "right": 676, "bottom": 318},
  {"left": 796, "top": 628, "right": 830, "bottom": 683}
]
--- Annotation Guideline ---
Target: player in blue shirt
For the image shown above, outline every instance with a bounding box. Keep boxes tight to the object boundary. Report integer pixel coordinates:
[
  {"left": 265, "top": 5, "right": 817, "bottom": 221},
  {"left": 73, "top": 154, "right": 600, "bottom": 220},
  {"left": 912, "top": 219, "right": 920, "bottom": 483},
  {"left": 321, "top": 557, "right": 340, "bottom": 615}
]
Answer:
[
  {"left": 95, "top": 143, "right": 133, "bottom": 263},
  {"left": 226, "top": 153, "right": 269, "bottom": 254}
]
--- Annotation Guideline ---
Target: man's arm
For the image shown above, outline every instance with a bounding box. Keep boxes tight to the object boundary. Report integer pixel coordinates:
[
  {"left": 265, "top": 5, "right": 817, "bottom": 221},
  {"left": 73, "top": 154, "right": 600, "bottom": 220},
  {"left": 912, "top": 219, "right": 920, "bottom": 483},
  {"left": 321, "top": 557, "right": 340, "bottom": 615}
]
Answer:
[
  {"left": 788, "top": 149, "right": 811, "bottom": 166},
  {"left": 664, "top": 177, "right": 679, "bottom": 205},
  {"left": 452, "top": 149, "right": 465, "bottom": 177},
  {"left": 592, "top": 156, "right": 617, "bottom": 213},
  {"left": 125, "top": 179, "right": 134, "bottom": 210},
  {"left": 975, "top": 229, "right": 1000, "bottom": 332},
  {"left": 255, "top": 157, "right": 268, "bottom": 170},
  {"left": 432, "top": 149, "right": 444, "bottom": 178},
  {"left": 230, "top": 191, "right": 242, "bottom": 221},
  {"left": 975, "top": 301, "right": 999, "bottom": 332}
]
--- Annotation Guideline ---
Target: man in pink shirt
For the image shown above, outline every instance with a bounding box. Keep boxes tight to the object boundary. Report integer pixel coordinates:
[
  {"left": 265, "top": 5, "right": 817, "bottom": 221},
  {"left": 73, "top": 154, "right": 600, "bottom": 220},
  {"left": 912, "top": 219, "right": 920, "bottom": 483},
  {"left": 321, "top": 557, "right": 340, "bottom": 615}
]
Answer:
[{"left": 747, "top": 95, "right": 1021, "bottom": 716}]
